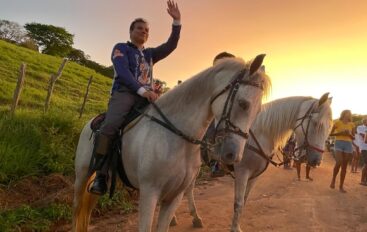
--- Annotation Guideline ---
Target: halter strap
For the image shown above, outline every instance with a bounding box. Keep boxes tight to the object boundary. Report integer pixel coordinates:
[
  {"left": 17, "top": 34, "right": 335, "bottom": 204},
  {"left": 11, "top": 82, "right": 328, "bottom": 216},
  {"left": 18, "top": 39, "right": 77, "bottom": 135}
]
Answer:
[
  {"left": 294, "top": 102, "right": 325, "bottom": 154},
  {"left": 245, "top": 101, "right": 325, "bottom": 169},
  {"left": 212, "top": 68, "right": 263, "bottom": 140},
  {"left": 210, "top": 69, "right": 263, "bottom": 105}
]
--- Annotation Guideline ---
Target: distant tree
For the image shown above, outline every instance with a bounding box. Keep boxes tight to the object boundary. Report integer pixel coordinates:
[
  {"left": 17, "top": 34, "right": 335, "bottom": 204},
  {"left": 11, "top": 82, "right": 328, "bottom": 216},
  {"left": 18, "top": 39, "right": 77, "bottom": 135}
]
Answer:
[
  {"left": 101, "top": 65, "right": 114, "bottom": 77},
  {"left": 67, "top": 48, "right": 89, "bottom": 64},
  {"left": 0, "top": 19, "right": 26, "bottom": 43},
  {"left": 24, "top": 23, "right": 74, "bottom": 57},
  {"left": 19, "top": 38, "right": 39, "bottom": 51},
  {"left": 83, "top": 59, "right": 114, "bottom": 77},
  {"left": 162, "top": 86, "right": 170, "bottom": 94},
  {"left": 66, "top": 47, "right": 114, "bottom": 77},
  {"left": 154, "top": 79, "right": 170, "bottom": 94},
  {"left": 353, "top": 114, "right": 366, "bottom": 126}
]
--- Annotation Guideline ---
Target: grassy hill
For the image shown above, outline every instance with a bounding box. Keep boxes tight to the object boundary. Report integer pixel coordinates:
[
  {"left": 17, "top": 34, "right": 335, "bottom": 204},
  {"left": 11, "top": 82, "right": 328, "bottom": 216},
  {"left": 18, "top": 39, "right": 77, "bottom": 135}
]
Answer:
[
  {"left": 0, "top": 39, "right": 111, "bottom": 115},
  {"left": 0, "top": 39, "right": 114, "bottom": 183},
  {"left": 0, "top": 40, "right": 129, "bottom": 231}
]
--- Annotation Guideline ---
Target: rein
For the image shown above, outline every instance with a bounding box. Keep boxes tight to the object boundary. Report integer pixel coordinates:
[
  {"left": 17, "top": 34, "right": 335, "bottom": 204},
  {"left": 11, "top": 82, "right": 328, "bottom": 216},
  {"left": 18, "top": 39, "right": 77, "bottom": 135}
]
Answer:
[
  {"left": 139, "top": 68, "right": 263, "bottom": 149},
  {"left": 141, "top": 102, "right": 210, "bottom": 146},
  {"left": 246, "top": 130, "right": 284, "bottom": 167}
]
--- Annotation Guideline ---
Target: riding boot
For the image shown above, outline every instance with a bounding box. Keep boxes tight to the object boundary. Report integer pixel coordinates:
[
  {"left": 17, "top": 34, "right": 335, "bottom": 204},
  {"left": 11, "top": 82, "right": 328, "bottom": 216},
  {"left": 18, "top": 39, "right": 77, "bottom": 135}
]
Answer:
[{"left": 89, "top": 133, "right": 112, "bottom": 195}]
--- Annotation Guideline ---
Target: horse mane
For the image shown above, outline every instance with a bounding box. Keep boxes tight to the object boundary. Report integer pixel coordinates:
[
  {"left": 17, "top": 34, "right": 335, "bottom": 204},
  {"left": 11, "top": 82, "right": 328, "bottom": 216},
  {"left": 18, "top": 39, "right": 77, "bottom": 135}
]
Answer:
[
  {"left": 156, "top": 58, "right": 271, "bottom": 115},
  {"left": 252, "top": 96, "right": 315, "bottom": 149}
]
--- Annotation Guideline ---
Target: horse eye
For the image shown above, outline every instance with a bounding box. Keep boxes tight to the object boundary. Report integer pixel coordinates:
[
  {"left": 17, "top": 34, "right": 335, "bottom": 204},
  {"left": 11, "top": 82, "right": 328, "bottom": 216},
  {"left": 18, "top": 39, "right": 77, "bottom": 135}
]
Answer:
[{"left": 238, "top": 99, "right": 250, "bottom": 111}]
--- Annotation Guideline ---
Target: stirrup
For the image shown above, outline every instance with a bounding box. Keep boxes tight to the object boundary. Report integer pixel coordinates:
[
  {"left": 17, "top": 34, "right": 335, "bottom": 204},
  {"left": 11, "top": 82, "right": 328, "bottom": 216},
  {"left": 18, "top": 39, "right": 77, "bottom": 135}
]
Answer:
[{"left": 87, "top": 174, "right": 108, "bottom": 195}]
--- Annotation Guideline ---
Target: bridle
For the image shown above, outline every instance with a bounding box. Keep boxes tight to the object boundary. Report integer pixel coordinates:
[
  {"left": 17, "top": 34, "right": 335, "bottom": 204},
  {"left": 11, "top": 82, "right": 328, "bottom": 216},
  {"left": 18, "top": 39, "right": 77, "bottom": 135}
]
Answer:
[
  {"left": 211, "top": 68, "right": 263, "bottom": 141},
  {"left": 247, "top": 101, "right": 325, "bottom": 170},
  {"left": 293, "top": 102, "right": 325, "bottom": 155},
  {"left": 140, "top": 68, "right": 263, "bottom": 150}
]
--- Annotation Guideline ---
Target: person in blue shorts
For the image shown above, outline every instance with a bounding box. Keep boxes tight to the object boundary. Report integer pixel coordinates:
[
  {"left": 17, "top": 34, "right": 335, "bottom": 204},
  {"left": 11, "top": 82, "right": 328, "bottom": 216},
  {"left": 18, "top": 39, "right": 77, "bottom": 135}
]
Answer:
[{"left": 329, "top": 110, "right": 355, "bottom": 193}]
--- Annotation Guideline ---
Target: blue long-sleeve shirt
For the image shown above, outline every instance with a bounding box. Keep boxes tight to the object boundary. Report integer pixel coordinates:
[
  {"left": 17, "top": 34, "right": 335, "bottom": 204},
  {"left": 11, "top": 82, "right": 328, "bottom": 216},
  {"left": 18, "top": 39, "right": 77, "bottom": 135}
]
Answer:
[{"left": 111, "top": 24, "right": 181, "bottom": 94}]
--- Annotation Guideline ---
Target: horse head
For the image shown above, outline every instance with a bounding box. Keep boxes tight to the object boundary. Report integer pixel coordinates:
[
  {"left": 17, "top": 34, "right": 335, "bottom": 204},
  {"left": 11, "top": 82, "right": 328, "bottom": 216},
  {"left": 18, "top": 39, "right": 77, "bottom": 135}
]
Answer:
[
  {"left": 294, "top": 93, "right": 333, "bottom": 165},
  {"left": 211, "top": 54, "right": 270, "bottom": 165}
]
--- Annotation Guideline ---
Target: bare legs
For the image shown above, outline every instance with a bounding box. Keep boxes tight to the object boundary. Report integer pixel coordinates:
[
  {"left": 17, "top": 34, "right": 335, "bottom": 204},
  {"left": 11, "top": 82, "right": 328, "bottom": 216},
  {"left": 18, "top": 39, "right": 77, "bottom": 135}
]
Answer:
[
  {"left": 351, "top": 149, "right": 360, "bottom": 173},
  {"left": 295, "top": 161, "right": 301, "bottom": 180},
  {"left": 360, "top": 150, "right": 367, "bottom": 185},
  {"left": 361, "top": 164, "right": 367, "bottom": 185},
  {"left": 305, "top": 164, "right": 313, "bottom": 181},
  {"left": 330, "top": 150, "right": 351, "bottom": 193},
  {"left": 295, "top": 162, "right": 312, "bottom": 181}
]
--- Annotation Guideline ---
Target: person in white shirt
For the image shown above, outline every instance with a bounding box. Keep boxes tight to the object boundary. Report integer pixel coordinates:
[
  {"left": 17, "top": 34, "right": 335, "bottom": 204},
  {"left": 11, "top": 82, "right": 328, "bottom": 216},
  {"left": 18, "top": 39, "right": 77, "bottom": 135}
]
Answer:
[
  {"left": 357, "top": 118, "right": 367, "bottom": 185},
  {"left": 351, "top": 133, "right": 360, "bottom": 173}
]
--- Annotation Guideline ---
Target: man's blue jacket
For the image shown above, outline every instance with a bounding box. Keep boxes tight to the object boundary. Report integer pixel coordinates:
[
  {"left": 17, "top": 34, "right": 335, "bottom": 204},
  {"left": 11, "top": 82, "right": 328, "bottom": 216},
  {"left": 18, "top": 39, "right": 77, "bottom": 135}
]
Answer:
[{"left": 111, "top": 24, "right": 181, "bottom": 93}]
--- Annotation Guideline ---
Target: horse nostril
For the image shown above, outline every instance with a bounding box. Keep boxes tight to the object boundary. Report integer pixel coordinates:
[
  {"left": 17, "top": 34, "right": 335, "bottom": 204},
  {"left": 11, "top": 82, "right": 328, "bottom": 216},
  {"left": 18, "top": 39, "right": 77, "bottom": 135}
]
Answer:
[{"left": 225, "top": 153, "right": 235, "bottom": 161}]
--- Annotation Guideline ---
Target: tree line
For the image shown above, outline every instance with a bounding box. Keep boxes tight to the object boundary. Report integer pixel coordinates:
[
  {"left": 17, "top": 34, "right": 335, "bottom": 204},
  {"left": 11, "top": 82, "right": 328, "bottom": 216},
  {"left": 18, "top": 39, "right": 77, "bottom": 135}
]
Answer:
[{"left": 0, "top": 19, "right": 113, "bottom": 77}]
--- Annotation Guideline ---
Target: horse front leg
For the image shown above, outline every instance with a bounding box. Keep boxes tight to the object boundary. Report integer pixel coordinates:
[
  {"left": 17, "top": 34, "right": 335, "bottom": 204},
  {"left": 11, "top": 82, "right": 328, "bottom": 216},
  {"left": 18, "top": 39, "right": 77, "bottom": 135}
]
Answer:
[
  {"left": 156, "top": 192, "right": 184, "bottom": 232},
  {"left": 230, "top": 168, "right": 253, "bottom": 232},
  {"left": 186, "top": 177, "right": 204, "bottom": 228},
  {"left": 170, "top": 181, "right": 201, "bottom": 227},
  {"left": 170, "top": 168, "right": 203, "bottom": 228},
  {"left": 139, "top": 187, "right": 159, "bottom": 232}
]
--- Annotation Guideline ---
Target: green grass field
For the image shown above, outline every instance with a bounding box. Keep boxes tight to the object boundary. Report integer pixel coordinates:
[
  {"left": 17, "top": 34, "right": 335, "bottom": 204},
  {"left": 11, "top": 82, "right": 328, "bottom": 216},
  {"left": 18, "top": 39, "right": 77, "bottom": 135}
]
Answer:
[
  {"left": 0, "top": 40, "right": 130, "bottom": 231},
  {"left": 0, "top": 39, "right": 111, "bottom": 115},
  {"left": 0, "top": 39, "right": 115, "bottom": 183}
]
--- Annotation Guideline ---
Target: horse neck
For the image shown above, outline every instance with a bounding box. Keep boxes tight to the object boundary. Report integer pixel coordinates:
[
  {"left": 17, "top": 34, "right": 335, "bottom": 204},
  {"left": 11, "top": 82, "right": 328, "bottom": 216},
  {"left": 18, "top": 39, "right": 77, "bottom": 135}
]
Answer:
[
  {"left": 250, "top": 97, "right": 312, "bottom": 155},
  {"left": 153, "top": 71, "right": 230, "bottom": 139}
]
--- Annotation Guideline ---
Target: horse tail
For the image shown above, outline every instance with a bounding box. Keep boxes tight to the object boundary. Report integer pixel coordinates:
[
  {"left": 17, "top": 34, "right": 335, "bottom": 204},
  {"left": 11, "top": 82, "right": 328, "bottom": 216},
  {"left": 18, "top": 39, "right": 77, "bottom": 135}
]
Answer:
[{"left": 72, "top": 172, "right": 99, "bottom": 232}]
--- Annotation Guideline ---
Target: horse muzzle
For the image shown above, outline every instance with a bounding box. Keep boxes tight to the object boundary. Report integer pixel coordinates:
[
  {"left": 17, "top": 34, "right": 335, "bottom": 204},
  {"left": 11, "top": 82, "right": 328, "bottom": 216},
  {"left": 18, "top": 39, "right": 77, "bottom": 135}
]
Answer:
[{"left": 215, "top": 135, "right": 244, "bottom": 165}]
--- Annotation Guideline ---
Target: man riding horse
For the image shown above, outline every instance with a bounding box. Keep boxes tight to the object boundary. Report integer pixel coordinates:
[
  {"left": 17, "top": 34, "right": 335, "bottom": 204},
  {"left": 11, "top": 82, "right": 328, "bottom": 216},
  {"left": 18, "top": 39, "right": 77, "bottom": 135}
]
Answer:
[{"left": 89, "top": 0, "right": 181, "bottom": 195}]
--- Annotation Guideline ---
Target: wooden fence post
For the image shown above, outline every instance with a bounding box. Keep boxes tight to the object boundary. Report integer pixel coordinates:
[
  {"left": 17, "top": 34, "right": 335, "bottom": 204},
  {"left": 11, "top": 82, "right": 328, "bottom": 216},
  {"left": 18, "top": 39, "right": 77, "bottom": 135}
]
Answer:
[
  {"left": 44, "top": 58, "right": 68, "bottom": 113},
  {"left": 79, "top": 75, "right": 93, "bottom": 118},
  {"left": 10, "top": 63, "right": 27, "bottom": 115}
]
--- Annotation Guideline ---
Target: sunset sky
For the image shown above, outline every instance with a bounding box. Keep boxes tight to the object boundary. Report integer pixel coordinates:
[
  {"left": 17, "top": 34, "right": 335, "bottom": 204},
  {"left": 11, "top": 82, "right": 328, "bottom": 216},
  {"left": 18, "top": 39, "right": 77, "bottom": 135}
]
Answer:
[{"left": 1, "top": 0, "right": 366, "bottom": 118}]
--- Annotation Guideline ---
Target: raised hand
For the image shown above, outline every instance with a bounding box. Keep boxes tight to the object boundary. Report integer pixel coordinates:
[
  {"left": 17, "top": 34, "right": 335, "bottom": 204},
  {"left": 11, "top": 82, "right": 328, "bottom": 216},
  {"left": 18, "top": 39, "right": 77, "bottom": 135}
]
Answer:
[{"left": 167, "top": 0, "right": 181, "bottom": 21}]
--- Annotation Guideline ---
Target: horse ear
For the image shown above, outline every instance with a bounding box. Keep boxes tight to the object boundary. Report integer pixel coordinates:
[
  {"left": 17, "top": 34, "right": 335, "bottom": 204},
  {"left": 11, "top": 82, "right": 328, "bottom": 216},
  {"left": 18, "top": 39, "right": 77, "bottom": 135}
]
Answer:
[
  {"left": 260, "top": 65, "right": 265, "bottom": 72},
  {"left": 328, "top": 97, "right": 333, "bottom": 103},
  {"left": 318, "top": 92, "right": 329, "bottom": 106},
  {"left": 249, "top": 54, "right": 266, "bottom": 76}
]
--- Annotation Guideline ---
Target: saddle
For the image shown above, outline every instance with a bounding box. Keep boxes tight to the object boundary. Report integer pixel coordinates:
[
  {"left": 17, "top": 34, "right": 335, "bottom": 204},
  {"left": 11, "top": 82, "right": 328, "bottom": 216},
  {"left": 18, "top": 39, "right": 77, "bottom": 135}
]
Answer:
[
  {"left": 89, "top": 99, "right": 149, "bottom": 197},
  {"left": 91, "top": 98, "right": 149, "bottom": 133}
]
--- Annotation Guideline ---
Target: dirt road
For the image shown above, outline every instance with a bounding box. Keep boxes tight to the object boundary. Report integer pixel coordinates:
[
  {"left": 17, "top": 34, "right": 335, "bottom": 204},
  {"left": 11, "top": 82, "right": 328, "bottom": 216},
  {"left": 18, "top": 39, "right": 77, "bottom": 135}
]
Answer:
[{"left": 86, "top": 152, "right": 367, "bottom": 231}]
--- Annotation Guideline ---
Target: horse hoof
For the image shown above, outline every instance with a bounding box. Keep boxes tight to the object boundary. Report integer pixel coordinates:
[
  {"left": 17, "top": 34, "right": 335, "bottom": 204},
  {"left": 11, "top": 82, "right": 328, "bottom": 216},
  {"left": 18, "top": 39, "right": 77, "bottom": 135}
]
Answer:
[
  {"left": 192, "top": 217, "right": 204, "bottom": 228},
  {"left": 170, "top": 216, "right": 178, "bottom": 227}
]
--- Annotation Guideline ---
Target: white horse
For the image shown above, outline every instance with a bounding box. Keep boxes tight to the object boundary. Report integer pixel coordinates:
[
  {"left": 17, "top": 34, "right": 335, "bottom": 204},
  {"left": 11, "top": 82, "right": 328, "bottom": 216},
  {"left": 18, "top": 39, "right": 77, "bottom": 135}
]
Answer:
[
  {"left": 72, "top": 55, "right": 271, "bottom": 232},
  {"left": 176, "top": 94, "right": 333, "bottom": 232}
]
